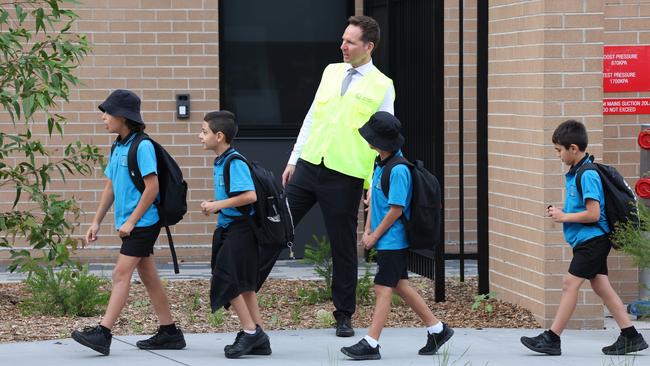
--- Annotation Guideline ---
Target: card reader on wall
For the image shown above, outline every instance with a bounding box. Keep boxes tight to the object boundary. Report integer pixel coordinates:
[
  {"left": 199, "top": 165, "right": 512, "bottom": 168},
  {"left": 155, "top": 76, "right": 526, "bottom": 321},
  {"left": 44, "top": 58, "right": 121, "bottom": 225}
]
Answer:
[{"left": 176, "top": 94, "right": 190, "bottom": 119}]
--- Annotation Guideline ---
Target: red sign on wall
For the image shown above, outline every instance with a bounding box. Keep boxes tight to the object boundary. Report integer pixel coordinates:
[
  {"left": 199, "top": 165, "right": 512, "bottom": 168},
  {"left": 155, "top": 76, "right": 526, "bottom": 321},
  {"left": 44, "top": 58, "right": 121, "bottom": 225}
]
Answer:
[
  {"left": 603, "top": 46, "right": 650, "bottom": 92},
  {"left": 603, "top": 98, "right": 650, "bottom": 115}
]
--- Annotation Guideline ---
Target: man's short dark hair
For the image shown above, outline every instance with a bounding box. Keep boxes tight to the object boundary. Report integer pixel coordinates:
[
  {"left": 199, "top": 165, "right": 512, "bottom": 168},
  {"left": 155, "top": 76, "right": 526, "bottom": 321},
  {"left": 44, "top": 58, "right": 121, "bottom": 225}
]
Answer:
[
  {"left": 552, "top": 119, "right": 588, "bottom": 151},
  {"left": 204, "top": 110, "right": 238, "bottom": 143},
  {"left": 348, "top": 15, "right": 380, "bottom": 48}
]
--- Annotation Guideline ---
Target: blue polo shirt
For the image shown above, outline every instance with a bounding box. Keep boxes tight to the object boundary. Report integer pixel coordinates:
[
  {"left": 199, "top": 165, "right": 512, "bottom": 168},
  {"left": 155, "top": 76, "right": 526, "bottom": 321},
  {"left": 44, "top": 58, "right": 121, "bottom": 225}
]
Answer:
[
  {"left": 213, "top": 148, "right": 255, "bottom": 228},
  {"left": 563, "top": 157, "right": 610, "bottom": 247},
  {"left": 370, "top": 151, "right": 412, "bottom": 250},
  {"left": 104, "top": 134, "right": 159, "bottom": 230}
]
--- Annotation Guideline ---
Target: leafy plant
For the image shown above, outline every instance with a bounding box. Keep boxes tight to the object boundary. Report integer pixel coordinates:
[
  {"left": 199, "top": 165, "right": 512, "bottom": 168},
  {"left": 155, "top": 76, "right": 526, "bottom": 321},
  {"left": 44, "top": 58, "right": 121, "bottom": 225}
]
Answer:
[
  {"left": 302, "top": 235, "right": 333, "bottom": 296},
  {"left": 471, "top": 291, "right": 496, "bottom": 313},
  {"left": 356, "top": 248, "right": 377, "bottom": 305},
  {"left": 258, "top": 294, "right": 279, "bottom": 308},
  {"left": 208, "top": 308, "right": 225, "bottom": 327},
  {"left": 290, "top": 304, "right": 301, "bottom": 325},
  {"left": 611, "top": 202, "right": 650, "bottom": 270},
  {"left": 315, "top": 308, "right": 335, "bottom": 327},
  {"left": 18, "top": 264, "right": 109, "bottom": 316},
  {"left": 297, "top": 285, "right": 329, "bottom": 305},
  {"left": 0, "top": 1, "right": 102, "bottom": 274},
  {"left": 269, "top": 314, "right": 281, "bottom": 327},
  {"left": 391, "top": 293, "right": 403, "bottom": 307}
]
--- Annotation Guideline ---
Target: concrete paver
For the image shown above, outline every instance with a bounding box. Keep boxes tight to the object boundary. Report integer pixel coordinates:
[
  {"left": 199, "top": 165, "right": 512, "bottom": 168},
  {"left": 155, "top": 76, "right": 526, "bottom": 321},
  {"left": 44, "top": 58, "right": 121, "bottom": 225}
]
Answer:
[
  {"left": 0, "top": 327, "right": 648, "bottom": 365},
  {"left": 2, "top": 259, "right": 649, "bottom": 365}
]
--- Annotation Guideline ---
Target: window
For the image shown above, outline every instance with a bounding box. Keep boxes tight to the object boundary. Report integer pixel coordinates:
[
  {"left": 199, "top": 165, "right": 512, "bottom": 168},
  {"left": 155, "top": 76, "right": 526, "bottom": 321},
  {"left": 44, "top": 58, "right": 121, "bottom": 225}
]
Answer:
[{"left": 219, "top": 0, "right": 354, "bottom": 137}]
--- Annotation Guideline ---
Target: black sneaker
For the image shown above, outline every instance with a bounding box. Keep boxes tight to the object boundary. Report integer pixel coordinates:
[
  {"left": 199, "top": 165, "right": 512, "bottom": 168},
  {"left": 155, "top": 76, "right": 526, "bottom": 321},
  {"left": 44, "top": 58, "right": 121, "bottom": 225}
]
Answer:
[
  {"left": 335, "top": 315, "right": 355, "bottom": 337},
  {"left": 136, "top": 327, "right": 186, "bottom": 350},
  {"left": 419, "top": 323, "right": 455, "bottom": 355},
  {"left": 340, "top": 338, "right": 381, "bottom": 360},
  {"left": 225, "top": 325, "right": 270, "bottom": 359},
  {"left": 224, "top": 330, "right": 272, "bottom": 355},
  {"left": 520, "top": 330, "right": 561, "bottom": 356},
  {"left": 71, "top": 325, "right": 112, "bottom": 356},
  {"left": 602, "top": 334, "right": 648, "bottom": 355}
]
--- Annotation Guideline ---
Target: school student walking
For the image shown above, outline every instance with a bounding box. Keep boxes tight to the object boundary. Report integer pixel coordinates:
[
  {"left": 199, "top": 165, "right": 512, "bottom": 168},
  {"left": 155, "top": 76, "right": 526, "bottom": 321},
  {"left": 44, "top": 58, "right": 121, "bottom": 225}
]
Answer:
[{"left": 72, "top": 89, "right": 186, "bottom": 355}]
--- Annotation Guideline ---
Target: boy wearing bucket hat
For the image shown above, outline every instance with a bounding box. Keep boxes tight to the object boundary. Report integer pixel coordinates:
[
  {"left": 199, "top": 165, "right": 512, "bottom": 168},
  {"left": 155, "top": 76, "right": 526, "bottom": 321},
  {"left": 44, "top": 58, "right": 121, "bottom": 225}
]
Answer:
[
  {"left": 71, "top": 89, "right": 186, "bottom": 355},
  {"left": 340, "top": 111, "right": 453, "bottom": 360}
]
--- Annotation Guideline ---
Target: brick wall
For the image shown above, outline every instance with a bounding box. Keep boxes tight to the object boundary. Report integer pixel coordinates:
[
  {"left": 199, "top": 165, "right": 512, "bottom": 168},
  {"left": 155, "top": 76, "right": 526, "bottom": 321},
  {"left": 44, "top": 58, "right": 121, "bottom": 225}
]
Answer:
[
  {"left": 602, "top": 0, "right": 650, "bottom": 304},
  {"left": 1, "top": 0, "right": 645, "bottom": 330},
  {"left": 444, "top": 1, "right": 479, "bottom": 254},
  {"left": 489, "top": 0, "right": 646, "bottom": 329},
  {"left": 0, "top": 0, "right": 220, "bottom": 263}
]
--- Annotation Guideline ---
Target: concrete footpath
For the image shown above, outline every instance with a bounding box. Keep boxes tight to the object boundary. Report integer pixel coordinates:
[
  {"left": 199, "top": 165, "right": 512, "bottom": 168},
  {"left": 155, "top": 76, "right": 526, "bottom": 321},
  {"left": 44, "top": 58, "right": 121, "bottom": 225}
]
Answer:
[
  {"left": 1, "top": 259, "right": 648, "bottom": 365},
  {"left": 0, "top": 327, "right": 648, "bottom": 365}
]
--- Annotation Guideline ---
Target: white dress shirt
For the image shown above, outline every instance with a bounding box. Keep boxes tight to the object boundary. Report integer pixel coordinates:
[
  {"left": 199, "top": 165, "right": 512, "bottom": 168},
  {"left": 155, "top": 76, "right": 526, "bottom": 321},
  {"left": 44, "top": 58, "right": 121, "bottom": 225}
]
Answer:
[{"left": 288, "top": 60, "right": 395, "bottom": 165}]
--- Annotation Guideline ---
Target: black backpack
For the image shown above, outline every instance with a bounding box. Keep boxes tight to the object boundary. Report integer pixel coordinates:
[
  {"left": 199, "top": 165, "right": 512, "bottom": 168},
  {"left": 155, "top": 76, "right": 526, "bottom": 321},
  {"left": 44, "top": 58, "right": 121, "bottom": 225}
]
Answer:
[
  {"left": 381, "top": 155, "right": 442, "bottom": 250},
  {"left": 223, "top": 153, "right": 295, "bottom": 252},
  {"left": 112, "top": 132, "right": 188, "bottom": 273},
  {"left": 575, "top": 156, "right": 638, "bottom": 249}
]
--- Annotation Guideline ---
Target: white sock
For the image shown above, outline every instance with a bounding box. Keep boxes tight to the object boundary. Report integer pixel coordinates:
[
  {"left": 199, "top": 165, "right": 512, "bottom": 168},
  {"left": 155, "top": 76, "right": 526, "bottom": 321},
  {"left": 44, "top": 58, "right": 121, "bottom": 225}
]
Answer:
[
  {"left": 428, "top": 322, "right": 444, "bottom": 334},
  {"left": 243, "top": 328, "right": 256, "bottom": 335},
  {"left": 364, "top": 335, "right": 379, "bottom": 348}
]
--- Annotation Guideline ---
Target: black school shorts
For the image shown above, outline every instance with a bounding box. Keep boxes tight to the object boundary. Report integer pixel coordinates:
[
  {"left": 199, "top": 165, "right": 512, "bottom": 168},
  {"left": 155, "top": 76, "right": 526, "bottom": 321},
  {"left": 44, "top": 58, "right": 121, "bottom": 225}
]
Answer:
[
  {"left": 119, "top": 222, "right": 161, "bottom": 257},
  {"left": 568, "top": 235, "right": 611, "bottom": 279},
  {"left": 374, "top": 249, "right": 409, "bottom": 288}
]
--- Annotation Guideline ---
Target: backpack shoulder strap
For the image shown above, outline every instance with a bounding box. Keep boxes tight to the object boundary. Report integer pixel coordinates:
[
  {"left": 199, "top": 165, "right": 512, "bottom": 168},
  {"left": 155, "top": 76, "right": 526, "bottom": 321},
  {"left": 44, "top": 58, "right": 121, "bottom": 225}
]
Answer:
[
  {"left": 222, "top": 153, "right": 249, "bottom": 197},
  {"left": 221, "top": 153, "right": 254, "bottom": 216},
  {"left": 126, "top": 133, "right": 149, "bottom": 193},
  {"left": 575, "top": 163, "right": 598, "bottom": 199},
  {"left": 380, "top": 156, "right": 412, "bottom": 198}
]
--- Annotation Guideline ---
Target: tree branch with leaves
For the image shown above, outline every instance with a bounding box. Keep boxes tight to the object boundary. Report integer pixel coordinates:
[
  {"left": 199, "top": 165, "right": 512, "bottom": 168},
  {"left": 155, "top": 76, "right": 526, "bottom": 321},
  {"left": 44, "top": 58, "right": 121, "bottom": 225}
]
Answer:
[{"left": 0, "top": 0, "right": 103, "bottom": 274}]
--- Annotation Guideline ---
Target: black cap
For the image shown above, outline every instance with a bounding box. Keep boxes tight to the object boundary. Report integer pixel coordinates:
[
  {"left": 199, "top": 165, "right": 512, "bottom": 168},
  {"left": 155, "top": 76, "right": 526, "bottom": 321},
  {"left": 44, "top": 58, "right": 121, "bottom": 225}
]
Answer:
[
  {"left": 358, "top": 111, "right": 404, "bottom": 151},
  {"left": 98, "top": 89, "right": 144, "bottom": 124}
]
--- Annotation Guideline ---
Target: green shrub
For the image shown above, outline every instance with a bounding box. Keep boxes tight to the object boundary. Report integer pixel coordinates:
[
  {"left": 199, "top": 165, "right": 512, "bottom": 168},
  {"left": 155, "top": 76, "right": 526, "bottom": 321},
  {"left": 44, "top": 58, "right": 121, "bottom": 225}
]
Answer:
[
  {"left": 19, "top": 265, "right": 109, "bottom": 316},
  {"left": 209, "top": 308, "right": 225, "bottom": 327},
  {"left": 302, "top": 235, "right": 333, "bottom": 297},
  {"left": 611, "top": 202, "right": 650, "bottom": 269}
]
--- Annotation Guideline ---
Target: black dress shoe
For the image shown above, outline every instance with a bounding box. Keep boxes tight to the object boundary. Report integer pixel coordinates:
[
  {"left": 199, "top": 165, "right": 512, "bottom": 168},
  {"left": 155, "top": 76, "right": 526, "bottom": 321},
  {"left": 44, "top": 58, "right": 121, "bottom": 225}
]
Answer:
[
  {"left": 418, "top": 323, "right": 454, "bottom": 355},
  {"left": 520, "top": 330, "right": 561, "bottom": 356},
  {"left": 136, "top": 327, "right": 186, "bottom": 350},
  {"left": 224, "top": 329, "right": 272, "bottom": 355},
  {"left": 341, "top": 338, "right": 381, "bottom": 360},
  {"left": 225, "top": 325, "right": 270, "bottom": 359},
  {"left": 71, "top": 325, "right": 112, "bottom": 356},
  {"left": 335, "top": 315, "right": 355, "bottom": 337},
  {"left": 602, "top": 334, "right": 648, "bottom": 355}
]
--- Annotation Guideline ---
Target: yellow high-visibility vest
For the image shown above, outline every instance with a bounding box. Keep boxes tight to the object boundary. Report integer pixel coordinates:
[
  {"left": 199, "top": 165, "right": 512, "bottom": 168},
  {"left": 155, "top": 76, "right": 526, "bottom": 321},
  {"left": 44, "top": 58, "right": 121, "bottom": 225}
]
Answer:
[{"left": 300, "top": 63, "right": 394, "bottom": 186}]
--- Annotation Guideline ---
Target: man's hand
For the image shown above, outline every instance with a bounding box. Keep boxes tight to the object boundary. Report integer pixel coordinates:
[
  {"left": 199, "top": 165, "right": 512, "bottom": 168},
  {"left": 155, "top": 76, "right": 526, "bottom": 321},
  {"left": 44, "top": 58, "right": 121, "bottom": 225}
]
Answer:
[
  {"left": 547, "top": 205, "right": 566, "bottom": 223},
  {"left": 118, "top": 221, "right": 135, "bottom": 238},
  {"left": 85, "top": 223, "right": 100, "bottom": 245},
  {"left": 282, "top": 164, "right": 296, "bottom": 187}
]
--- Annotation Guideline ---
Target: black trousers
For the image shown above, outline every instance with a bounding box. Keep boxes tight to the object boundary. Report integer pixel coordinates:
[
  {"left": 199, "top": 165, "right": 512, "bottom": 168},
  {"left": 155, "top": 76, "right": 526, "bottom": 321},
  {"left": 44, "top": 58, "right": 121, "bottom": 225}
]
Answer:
[{"left": 258, "top": 159, "right": 364, "bottom": 317}]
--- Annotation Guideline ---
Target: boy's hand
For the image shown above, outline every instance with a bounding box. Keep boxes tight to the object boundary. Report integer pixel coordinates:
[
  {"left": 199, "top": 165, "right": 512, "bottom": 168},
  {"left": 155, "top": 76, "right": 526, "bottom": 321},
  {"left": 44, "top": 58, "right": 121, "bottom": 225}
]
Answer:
[
  {"left": 85, "top": 223, "right": 100, "bottom": 245},
  {"left": 201, "top": 200, "right": 222, "bottom": 215},
  {"left": 363, "top": 190, "right": 372, "bottom": 211},
  {"left": 547, "top": 205, "right": 566, "bottom": 223},
  {"left": 361, "top": 232, "right": 378, "bottom": 249},
  {"left": 118, "top": 221, "right": 135, "bottom": 238}
]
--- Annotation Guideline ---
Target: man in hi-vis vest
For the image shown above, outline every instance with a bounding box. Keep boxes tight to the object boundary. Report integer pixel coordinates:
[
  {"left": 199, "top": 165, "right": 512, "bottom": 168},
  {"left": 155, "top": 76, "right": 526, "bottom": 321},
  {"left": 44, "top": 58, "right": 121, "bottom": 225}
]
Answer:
[{"left": 258, "top": 15, "right": 395, "bottom": 338}]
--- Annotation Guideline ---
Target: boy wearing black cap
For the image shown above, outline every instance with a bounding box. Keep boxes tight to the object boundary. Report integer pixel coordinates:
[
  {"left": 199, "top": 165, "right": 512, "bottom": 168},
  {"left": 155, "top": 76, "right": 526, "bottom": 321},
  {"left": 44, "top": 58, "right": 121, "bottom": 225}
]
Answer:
[
  {"left": 340, "top": 111, "right": 453, "bottom": 360},
  {"left": 71, "top": 89, "right": 185, "bottom": 355}
]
